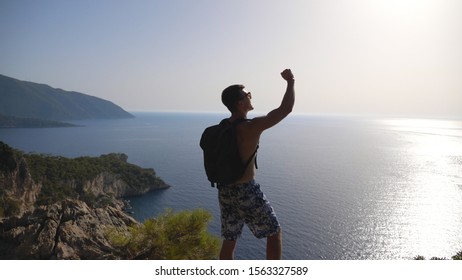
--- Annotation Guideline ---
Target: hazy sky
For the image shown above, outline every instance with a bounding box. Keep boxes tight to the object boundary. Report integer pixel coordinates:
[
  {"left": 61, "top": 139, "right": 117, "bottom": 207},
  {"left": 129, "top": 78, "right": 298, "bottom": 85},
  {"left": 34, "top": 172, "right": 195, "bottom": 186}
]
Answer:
[{"left": 1, "top": 0, "right": 461, "bottom": 117}]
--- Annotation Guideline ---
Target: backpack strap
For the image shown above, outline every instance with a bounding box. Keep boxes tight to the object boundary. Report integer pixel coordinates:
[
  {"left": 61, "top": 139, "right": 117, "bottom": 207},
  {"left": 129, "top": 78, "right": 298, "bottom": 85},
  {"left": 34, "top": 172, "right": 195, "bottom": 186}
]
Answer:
[
  {"left": 244, "top": 144, "right": 258, "bottom": 170},
  {"left": 254, "top": 144, "right": 259, "bottom": 169}
]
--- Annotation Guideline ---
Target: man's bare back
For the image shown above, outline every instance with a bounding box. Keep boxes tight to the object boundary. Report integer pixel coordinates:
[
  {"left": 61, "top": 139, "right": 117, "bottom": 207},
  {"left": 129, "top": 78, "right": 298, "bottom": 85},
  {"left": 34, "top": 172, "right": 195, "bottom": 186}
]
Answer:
[{"left": 235, "top": 121, "right": 261, "bottom": 183}]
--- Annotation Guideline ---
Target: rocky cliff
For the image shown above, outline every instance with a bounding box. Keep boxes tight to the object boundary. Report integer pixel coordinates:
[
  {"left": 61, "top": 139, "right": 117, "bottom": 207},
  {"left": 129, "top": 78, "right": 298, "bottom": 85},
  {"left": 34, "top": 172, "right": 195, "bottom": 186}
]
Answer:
[
  {"left": 0, "top": 142, "right": 170, "bottom": 259},
  {"left": 0, "top": 142, "right": 42, "bottom": 216},
  {"left": 0, "top": 199, "right": 137, "bottom": 259},
  {"left": 0, "top": 142, "right": 169, "bottom": 216}
]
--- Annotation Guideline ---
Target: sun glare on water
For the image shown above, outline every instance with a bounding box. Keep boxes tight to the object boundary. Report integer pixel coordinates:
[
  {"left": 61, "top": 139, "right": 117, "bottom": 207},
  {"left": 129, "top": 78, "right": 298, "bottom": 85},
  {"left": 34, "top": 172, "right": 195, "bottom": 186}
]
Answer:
[{"left": 380, "top": 118, "right": 462, "bottom": 258}]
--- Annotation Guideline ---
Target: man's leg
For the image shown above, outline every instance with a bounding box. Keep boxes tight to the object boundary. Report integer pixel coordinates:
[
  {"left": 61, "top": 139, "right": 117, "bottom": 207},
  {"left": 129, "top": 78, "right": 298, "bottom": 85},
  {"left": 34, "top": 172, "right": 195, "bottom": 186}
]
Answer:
[
  {"left": 220, "top": 239, "right": 237, "bottom": 260},
  {"left": 266, "top": 230, "right": 282, "bottom": 260}
]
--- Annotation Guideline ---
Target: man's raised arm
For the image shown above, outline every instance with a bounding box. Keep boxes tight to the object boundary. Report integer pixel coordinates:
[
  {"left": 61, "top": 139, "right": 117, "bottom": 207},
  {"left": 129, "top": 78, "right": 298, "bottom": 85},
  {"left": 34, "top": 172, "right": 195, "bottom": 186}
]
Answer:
[{"left": 252, "top": 69, "right": 295, "bottom": 131}]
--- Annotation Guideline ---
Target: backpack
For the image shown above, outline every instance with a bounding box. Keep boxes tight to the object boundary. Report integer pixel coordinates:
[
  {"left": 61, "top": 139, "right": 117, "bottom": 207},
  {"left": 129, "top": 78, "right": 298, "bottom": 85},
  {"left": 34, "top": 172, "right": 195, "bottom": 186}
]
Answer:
[{"left": 200, "top": 118, "right": 258, "bottom": 187}]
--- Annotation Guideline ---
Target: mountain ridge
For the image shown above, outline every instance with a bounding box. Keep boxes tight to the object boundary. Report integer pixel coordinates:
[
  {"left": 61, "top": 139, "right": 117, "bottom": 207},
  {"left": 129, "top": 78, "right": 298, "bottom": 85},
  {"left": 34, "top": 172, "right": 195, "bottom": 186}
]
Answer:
[{"left": 0, "top": 74, "right": 134, "bottom": 122}]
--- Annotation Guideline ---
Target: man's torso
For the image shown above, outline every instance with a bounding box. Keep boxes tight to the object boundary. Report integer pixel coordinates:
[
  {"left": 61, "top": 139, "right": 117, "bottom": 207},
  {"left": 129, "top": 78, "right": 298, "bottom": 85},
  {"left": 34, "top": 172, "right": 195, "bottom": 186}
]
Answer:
[{"left": 235, "top": 120, "right": 261, "bottom": 183}]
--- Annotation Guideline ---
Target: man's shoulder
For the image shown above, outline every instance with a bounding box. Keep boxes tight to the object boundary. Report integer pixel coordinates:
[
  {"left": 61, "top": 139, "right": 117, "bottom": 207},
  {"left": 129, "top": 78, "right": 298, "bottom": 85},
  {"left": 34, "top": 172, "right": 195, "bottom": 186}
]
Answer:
[
  {"left": 238, "top": 117, "right": 266, "bottom": 134},
  {"left": 249, "top": 115, "right": 272, "bottom": 125}
]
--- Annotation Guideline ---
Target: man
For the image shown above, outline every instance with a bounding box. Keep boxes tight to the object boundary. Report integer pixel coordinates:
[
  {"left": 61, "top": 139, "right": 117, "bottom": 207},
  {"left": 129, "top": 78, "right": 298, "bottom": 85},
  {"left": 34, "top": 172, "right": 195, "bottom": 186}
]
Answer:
[{"left": 218, "top": 69, "right": 295, "bottom": 259}]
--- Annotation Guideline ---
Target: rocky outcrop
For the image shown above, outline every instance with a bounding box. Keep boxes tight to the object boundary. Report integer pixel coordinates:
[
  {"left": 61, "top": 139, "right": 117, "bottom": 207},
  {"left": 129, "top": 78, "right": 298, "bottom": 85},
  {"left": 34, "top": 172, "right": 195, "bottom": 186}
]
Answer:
[
  {"left": 0, "top": 143, "right": 41, "bottom": 216},
  {"left": 0, "top": 142, "right": 170, "bottom": 259},
  {"left": 0, "top": 142, "right": 169, "bottom": 216},
  {"left": 0, "top": 199, "right": 137, "bottom": 259},
  {"left": 83, "top": 172, "right": 133, "bottom": 198},
  {"left": 82, "top": 169, "right": 169, "bottom": 199},
  {"left": 5, "top": 157, "right": 41, "bottom": 213}
]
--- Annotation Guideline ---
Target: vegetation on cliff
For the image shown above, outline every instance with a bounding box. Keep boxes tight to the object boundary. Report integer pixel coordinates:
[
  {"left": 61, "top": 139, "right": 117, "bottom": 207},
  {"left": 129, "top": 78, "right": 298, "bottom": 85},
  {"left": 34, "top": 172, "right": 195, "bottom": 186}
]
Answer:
[
  {"left": 0, "top": 142, "right": 24, "bottom": 216},
  {"left": 414, "top": 251, "right": 462, "bottom": 260},
  {"left": 107, "top": 208, "right": 220, "bottom": 259},
  {"left": 0, "top": 141, "right": 169, "bottom": 217},
  {"left": 0, "top": 200, "right": 220, "bottom": 260},
  {"left": 1, "top": 142, "right": 220, "bottom": 259},
  {"left": 25, "top": 152, "right": 168, "bottom": 206}
]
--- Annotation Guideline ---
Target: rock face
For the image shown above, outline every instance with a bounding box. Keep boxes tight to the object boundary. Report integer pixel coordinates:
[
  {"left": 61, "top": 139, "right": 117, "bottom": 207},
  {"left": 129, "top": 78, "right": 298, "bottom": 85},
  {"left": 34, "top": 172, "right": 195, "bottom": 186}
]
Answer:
[
  {"left": 0, "top": 142, "right": 41, "bottom": 216},
  {"left": 0, "top": 142, "right": 170, "bottom": 259},
  {"left": 82, "top": 168, "right": 169, "bottom": 199},
  {"left": 0, "top": 199, "right": 137, "bottom": 259},
  {"left": 0, "top": 142, "right": 169, "bottom": 216},
  {"left": 5, "top": 157, "right": 41, "bottom": 213}
]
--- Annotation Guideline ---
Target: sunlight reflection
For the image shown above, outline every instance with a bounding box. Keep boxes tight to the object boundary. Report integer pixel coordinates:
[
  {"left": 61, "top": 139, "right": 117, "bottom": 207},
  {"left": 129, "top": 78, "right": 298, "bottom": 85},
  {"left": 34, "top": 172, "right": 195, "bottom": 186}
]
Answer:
[
  {"left": 381, "top": 118, "right": 462, "bottom": 138},
  {"left": 380, "top": 118, "right": 462, "bottom": 258}
]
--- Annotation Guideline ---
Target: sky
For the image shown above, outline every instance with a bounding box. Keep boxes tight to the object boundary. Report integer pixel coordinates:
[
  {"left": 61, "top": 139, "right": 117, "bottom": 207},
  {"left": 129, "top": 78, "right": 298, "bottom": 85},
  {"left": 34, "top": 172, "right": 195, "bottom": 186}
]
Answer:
[{"left": 1, "top": 0, "right": 461, "bottom": 118}]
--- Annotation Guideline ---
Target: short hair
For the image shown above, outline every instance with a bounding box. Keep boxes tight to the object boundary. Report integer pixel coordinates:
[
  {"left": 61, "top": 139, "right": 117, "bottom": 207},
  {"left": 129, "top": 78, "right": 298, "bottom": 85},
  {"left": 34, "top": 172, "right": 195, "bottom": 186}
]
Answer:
[{"left": 221, "top": 84, "right": 244, "bottom": 112}]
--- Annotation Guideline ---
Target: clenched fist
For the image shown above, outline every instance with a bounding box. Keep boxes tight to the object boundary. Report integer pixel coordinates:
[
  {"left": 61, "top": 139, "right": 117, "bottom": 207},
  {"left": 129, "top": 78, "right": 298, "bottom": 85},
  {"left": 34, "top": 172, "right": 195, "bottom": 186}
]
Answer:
[{"left": 281, "top": 69, "right": 294, "bottom": 81}]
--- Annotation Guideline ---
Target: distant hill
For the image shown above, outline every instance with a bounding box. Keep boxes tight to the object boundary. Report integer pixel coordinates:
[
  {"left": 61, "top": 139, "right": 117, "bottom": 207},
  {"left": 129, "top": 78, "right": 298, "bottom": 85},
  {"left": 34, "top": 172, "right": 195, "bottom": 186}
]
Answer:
[
  {"left": 0, "top": 113, "right": 78, "bottom": 128},
  {"left": 0, "top": 74, "right": 134, "bottom": 121}
]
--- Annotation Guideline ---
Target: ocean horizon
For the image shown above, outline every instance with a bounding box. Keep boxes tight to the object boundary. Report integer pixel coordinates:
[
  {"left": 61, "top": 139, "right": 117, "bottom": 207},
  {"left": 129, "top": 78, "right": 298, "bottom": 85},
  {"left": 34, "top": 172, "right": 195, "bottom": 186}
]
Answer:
[{"left": 1, "top": 112, "right": 461, "bottom": 260}]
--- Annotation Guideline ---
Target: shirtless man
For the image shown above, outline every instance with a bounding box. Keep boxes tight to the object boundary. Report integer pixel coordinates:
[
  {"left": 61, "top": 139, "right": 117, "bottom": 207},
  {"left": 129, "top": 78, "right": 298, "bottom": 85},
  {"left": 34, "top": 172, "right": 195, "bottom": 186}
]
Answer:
[{"left": 218, "top": 69, "right": 295, "bottom": 259}]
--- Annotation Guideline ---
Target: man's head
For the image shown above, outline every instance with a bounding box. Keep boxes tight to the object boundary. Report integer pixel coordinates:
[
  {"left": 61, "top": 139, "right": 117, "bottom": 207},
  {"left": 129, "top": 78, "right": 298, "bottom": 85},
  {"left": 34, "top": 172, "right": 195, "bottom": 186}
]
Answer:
[{"left": 221, "top": 84, "right": 253, "bottom": 113}]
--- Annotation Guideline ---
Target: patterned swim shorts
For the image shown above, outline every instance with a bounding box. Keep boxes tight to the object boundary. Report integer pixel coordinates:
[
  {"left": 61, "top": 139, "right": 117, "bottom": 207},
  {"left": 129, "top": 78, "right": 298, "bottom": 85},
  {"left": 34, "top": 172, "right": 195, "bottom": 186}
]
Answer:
[{"left": 218, "top": 180, "right": 280, "bottom": 240}]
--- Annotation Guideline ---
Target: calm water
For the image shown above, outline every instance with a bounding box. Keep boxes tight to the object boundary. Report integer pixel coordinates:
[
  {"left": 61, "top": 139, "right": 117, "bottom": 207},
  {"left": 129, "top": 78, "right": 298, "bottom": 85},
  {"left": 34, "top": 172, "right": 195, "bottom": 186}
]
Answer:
[{"left": 1, "top": 112, "right": 461, "bottom": 260}]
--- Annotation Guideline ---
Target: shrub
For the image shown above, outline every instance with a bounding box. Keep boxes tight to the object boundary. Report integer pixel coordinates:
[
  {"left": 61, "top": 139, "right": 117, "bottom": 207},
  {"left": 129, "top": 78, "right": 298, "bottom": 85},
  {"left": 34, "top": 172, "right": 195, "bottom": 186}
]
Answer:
[
  {"left": 453, "top": 251, "right": 462, "bottom": 260},
  {"left": 0, "top": 197, "right": 21, "bottom": 217},
  {"left": 108, "top": 208, "right": 220, "bottom": 260},
  {"left": 414, "top": 250, "right": 462, "bottom": 260}
]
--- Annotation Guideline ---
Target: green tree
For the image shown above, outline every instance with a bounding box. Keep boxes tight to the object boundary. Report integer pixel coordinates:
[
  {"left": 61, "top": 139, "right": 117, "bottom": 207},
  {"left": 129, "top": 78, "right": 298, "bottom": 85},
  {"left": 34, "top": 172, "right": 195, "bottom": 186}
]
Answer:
[
  {"left": 108, "top": 209, "right": 220, "bottom": 260},
  {"left": 452, "top": 251, "right": 462, "bottom": 260}
]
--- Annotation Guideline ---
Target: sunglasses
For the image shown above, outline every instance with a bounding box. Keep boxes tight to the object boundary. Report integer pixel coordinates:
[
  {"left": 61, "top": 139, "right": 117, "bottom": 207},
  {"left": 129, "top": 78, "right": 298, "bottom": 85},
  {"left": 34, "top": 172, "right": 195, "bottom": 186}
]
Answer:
[{"left": 240, "top": 92, "right": 252, "bottom": 100}]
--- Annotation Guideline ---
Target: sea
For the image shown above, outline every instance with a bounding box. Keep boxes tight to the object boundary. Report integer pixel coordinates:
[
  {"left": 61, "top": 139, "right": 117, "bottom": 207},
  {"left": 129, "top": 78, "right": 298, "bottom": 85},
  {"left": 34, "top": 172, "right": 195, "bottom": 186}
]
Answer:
[{"left": 1, "top": 112, "right": 461, "bottom": 260}]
